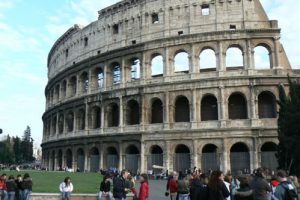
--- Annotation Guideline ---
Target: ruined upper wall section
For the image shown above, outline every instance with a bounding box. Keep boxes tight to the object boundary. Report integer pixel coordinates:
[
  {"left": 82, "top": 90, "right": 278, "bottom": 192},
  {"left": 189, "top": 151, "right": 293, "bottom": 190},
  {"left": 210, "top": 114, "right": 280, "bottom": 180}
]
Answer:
[{"left": 47, "top": 0, "right": 278, "bottom": 79}]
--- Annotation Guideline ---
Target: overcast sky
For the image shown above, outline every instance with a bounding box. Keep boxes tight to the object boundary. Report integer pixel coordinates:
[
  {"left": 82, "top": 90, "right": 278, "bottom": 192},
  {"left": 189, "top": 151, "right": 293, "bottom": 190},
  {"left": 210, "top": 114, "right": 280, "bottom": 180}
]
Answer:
[{"left": 0, "top": 0, "right": 299, "bottom": 145}]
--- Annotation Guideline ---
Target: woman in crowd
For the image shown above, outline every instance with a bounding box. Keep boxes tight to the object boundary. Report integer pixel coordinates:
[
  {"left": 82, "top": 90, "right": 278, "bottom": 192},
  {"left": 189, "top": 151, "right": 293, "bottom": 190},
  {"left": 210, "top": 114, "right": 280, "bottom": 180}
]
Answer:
[
  {"left": 6, "top": 175, "right": 17, "bottom": 200},
  {"left": 59, "top": 177, "right": 73, "bottom": 200},
  {"left": 207, "top": 170, "right": 230, "bottom": 200},
  {"left": 166, "top": 172, "right": 178, "bottom": 200},
  {"left": 138, "top": 173, "right": 149, "bottom": 200},
  {"left": 22, "top": 173, "right": 32, "bottom": 200},
  {"left": 234, "top": 176, "right": 253, "bottom": 200},
  {"left": 177, "top": 174, "right": 190, "bottom": 200}
]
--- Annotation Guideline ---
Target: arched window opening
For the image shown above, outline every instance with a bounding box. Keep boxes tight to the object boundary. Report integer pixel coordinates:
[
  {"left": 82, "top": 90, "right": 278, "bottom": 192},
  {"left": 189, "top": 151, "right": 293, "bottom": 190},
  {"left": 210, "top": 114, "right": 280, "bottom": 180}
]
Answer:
[
  {"left": 202, "top": 144, "right": 219, "bottom": 172},
  {"left": 112, "top": 63, "right": 121, "bottom": 85},
  {"left": 55, "top": 84, "right": 60, "bottom": 102},
  {"left": 148, "top": 145, "right": 163, "bottom": 172},
  {"left": 80, "top": 72, "right": 89, "bottom": 94},
  {"left": 151, "top": 55, "right": 164, "bottom": 77},
  {"left": 127, "top": 100, "right": 140, "bottom": 125},
  {"left": 77, "top": 109, "right": 85, "bottom": 130},
  {"left": 69, "top": 76, "right": 77, "bottom": 97},
  {"left": 92, "top": 68, "right": 104, "bottom": 89},
  {"left": 66, "top": 149, "right": 73, "bottom": 169},
  {"left": 91, "top": 106, "right": 101, "bottom": 129},
  {"left": 175, "top": 96, "right": 190, "bottom": 122},
  {"left": 151, "top": 98, "right": 163, "bottom": 124},
  {"left": 106, "top": 147, "right": 118, "bottom": 169},
  {"left": 66, "top": 111, "right": 74, "bottom": 132},
  {"left": 61, "top": 80, "right": 67, "bottom": 98},
  {"left": 131, "top": 58, "right": 140, "bottom": 80},
  {"left": 125, "top": 145, "right": 140, "bottom": 173},
  {"left": 52, "top": 116, "right": 57, "bottom": 135},
  {"left": 174, "top": 52, "right": 189, "bottom": 73},
  {"left": 58, "top": 150, "right": 63, "bottom": 170},
  {"left": 261, "top": 142, "right": 278, "bottom": 171},
  {"left": 230, "top": 143, "right": 250, "bottom": 174},
  {"left": 77, "top": 148, "right": 85, "bottom": 172},
  {"left": 258, "top": 92, "right": 277, "bottom": 119},
  {"left": 58, "top": 114, "right": 64, "bottom": 134},
  {"left": 51, "top": 151, "right": 55, "bottom": 170},
  {"left": 200, "top": 49, "right": 217, "bottom": 70},
  {"left": 254, "top": 46, "right": 271, "bottom": 69},
  {"left": 201, "top": 95, "right": 218, "bottom": 121},
  {"left": 228, "top": 93, "right": 247, "bottom": 119},
  {"left": 89, "top": 147, "right": 99, "bottom": 172},
  {"left": 174, "top": 144, "right": 191, "bottom": 172},
  {"left": 226, "top": 47, "right": 244, "bottom": 68},
  {"left": 107, "top": 103, "right": 119, "bottom": 127}
]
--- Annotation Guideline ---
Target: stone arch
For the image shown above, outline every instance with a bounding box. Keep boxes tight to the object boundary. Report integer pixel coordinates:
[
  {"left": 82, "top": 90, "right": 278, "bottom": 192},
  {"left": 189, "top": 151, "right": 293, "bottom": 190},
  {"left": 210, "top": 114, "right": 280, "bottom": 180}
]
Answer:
[
  {"left": 90, "top": 106, "right": 101, "bottom": 129},
  {"left": 58, "top": 149, "right": 63, "bottom": 170},
  {"left": 261, "top": 142, "right": 278, "bottom": 171},
  {"left": 66, "top": 111, "right": 74, "bottom": 132},
  {"left": 175, "top": 96, "right": 190, "bottom": 122},
  {"left": 174, "top": 144, "right": 191, "bottom": 172},
  {"left": 76, "top": 108, "right": 85, "bottom": 130},
  {"left": 148, "top": 145, "right": 164, "bottom": 172},
  {"left": 199, "top": 48, "right": 217, "bottom": 70},
  {"left": 254, "top": 44, "right": 272, "bottom": 69},
  {"left": 228, "top": 92, "right": 248, "bottom": 119},
  {"left": 52, "top": 116, "right": 57, "bottom": 135},
  {"left": 125, "top": 145, "right": 140, "bottom": 174},
  {"left": 68, "top": 76, "right": 77, "bottom": 97},
  {"left": 79, "top": 71, "right": 89, "bottom": 94},
  {"left": 151, "top": 98, "right": 163, "bottom": 124},
  {"left": 105, "top": 146, "right": 119, "bottom": 169},
  {"left": 109, "top": 62, "right": 121, "bottom": 85},
  {"left": 76, "top": 148, "right": 85, "bottom": 172},
  {"left": 258, "top": 91, "right": 277, "bottom": 119},
  {"left": 151, "top": 54, "right": 164, "bottom": 77},
  {"left": 230, "top": 142, "right": 250, "bottom": 174},
  {"left": 54, "top": 84, "right": 60, "bottom": 102},
  {"left": 89, "top": 147, "right": 100, "bottom": 172},
  {"left": 201, "top": 94, "right": 218, "bottom": 121},
  {"left": 66, "top": 149, "right": 73, "bottom": 169},
  {"left": 226, "top": 46, "right": 244, "bottom": 68},
  {"left": 107, "top": 102, "right": 119, "bottom": 127},
  {"left": 201, "top": 144, "right": 219, "bottom": 172},
  {"left": 130, "top": 58, "right": 141, "bottom": 80},
  {"left": 126, "top": 99, "right": 140, "bottom": 125},
  {"left": 92, "top": 67, "right": 104, "bottom": 90},
  {"left": 58, "top": 113, "right": 64, "bottom": 134},
  {"left": 61, "top": 80, "right": 67, "bottom": 99},
  {"left": 174, "top": 51, "right": 189, "bottom": 73}
]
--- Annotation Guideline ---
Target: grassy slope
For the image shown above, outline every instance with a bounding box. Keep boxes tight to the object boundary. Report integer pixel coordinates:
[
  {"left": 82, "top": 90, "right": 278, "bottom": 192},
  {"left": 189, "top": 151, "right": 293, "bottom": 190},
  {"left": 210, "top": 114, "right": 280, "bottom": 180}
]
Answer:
[{"left": 1, "top": 170, "right": 103, "bottom": 194}]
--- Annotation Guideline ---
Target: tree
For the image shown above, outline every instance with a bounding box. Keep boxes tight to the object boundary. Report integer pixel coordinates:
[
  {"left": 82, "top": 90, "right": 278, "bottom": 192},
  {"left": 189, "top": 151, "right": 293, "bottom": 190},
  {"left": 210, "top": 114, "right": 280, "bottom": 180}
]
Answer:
[
  {"left": 21, "top": 126, "right": 35, "bottom": 162},
  {"left": 277, "top": 77, "right": 300, "bottom": 176},
  {"left": 13, "top": 136, "right": 22, "bottom": 164}
]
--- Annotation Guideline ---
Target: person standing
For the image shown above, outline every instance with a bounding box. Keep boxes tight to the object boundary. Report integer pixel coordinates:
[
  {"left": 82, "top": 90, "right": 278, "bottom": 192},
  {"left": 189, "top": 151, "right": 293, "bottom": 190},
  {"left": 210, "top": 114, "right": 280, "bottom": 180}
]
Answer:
[
  {"left": 274, "top": 170, "right": 298, "bottom": 200},
  {"left": 22, "top": 173, "right": 32, "bottom": 200},
  {"left": 234, "top": 176, "right": 253, "bottom": 200},
  {"left": 15, "top": 175, "right": 23, "bottom": 200},
  {"left": 113, "top": 170, "right": 130, "bottom": 200},
  {"left": 138, "top": 174, "right": 149, "bottom": 200},
  {"left": 250, "top": 168, "right": 271, "bottom": 200},
  {"left": 177, "top": 174, "right": 190, "bottom": 200},
  {"left": 0, "top": 174, "right": 8, "bottom": 200},
  {"left": 207, "top": 170, "right": 230, "bottom": 200},
  {"left": 59, "top": 177, "right": 73, "bottom": 200},
  {"left": 98, "top": 174, "right": 113, "bottom": 200},
  {"left": 6, "top": 175, "right": 17, "bottom": 200},
  {"left": 167, "top": 172, "right": 178, "bottom": 200}
]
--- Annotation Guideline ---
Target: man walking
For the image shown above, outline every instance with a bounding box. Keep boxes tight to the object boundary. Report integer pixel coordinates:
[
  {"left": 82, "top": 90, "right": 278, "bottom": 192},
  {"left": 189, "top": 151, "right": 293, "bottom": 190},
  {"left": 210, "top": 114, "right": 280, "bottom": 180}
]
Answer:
[{"left": 113, "top": 170, "right": 130, "bottom": 200}]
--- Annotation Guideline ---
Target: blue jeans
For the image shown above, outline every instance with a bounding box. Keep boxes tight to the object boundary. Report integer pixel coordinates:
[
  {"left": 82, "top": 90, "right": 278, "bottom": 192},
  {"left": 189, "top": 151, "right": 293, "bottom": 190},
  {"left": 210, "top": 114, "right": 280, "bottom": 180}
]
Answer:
[
  {"left": 114, "top": 198, "right": 125, "bottom": 200},
  {"left": 98, "top": 191, "right": 113, "bottom": 200},
  {"left": 22, "top": 189, "right": 31, "bottom": 200},
  {"left": 1, "top": 190, "right": 8, "bottom": 200},
  {"left": 7, "top": 192, "right": 15, "bottom": 200},
  {"left": 61, "top": 192, "right": 71, "bottom": 200},
  {"left": 178, "top": 193, "right": 190, "bottom": 200}
]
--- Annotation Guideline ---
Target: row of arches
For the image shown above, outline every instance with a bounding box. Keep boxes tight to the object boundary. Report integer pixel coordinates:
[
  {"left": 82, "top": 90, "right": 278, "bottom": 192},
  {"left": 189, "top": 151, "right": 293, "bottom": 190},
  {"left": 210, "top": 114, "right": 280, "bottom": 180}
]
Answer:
[
  {"left": 47, "top": 44, "right": 273, "bottom": 106},
  {"left": 45, "top": 142, "right": 278, "bottom": 174}
]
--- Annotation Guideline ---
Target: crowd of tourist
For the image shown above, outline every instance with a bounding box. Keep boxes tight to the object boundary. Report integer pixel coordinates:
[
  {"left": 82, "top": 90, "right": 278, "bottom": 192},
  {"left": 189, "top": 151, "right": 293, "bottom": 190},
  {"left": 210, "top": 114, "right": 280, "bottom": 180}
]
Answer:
[{"left": 0, "top": 173, "right": 33, "bottom": 200}]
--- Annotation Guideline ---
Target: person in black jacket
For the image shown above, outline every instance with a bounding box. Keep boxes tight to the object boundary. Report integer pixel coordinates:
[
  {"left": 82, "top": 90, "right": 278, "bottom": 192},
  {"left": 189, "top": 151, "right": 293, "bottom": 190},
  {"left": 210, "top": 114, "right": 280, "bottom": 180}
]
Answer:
[
  {"left": 207, "top": 170, "right": 230, "bottom": 200},
  {"left": 22, "top": 173, "right": 32, "bottom": 200},
  {"left": 98, "top": 174, "right": 113, "bottom": 200},
  {"left": 234, "top": 176, "right": 253, "bottom": 200},
  {"left": 190, "top": 173, "right": 208, "bottom": 200},
  {"left": 113, "top": 170, "right": 130, "bottom": 200},
  {"left": 15, "top": 174, "right": 23, "bottom": 200},
  {"left": 6, "top": 175, "right": 17, "bottom": 200}
]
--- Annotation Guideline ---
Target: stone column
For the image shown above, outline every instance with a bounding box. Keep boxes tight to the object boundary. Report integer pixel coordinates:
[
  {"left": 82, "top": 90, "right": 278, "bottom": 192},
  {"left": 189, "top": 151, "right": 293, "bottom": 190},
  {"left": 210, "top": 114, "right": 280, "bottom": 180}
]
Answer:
[
  {"left": 140, "top": 95, "right": 146, "bottom": 131},
  {"left": 101, "top": 104, "right": 105, "bottom": 130},
  {"left": 119, "top": 97, "right": 124, "bottom": 131},
  {"left": 84, "top": 147, "right": 89, "bottom": 172},
  {"left": 56, "top": 113, "right": 59, "bottom": 136},
  {"left": 252, "top": 138, "right": 259, "bottom": 171},
  {"left": 164, "top": 92, "right": 170, "bottom": 129},
  {"left": 250, "top": 84, "right": 257, "bottom": 119},
  {"left": 75, "top": 74, "right": 80, "bottom": 96},
  {"left": 218, "top": 86, "right": 227, "bottom": 127},
  {"left": 191, "top": 89, "right": 197, "bottom": 128},
  {"left": 99, "top": 143, "right": 104, "bottom": 169},
  {"left": 118, "top": 142, "right": 123, "bottom": 171},
  {"left": 165, "top": 141, "right": 171, "bottom": 171},
  {"left": 121, "top": 57, "right": 126, "bottom": 86},
  {"left": 193, "top": 140, "right": 198, "bottom": 168},
  {"left": 164, "top": 47, "right": 171, "bottom": 77},
  {"left": 246, "top": 39, "right": 254, "bottom": 70},
  {"left": 103, "top": 62, "right": 108, "bottom": 89},
  {"left": 273, "top": 36, "right": 280, "bottom": 68},
  {"left": 140, "top": 142, "right": 145, "bottom": 172},
  {"left": 190, "top": 44, "right": 198, "bottom": 74},
  {"left": 221, "top": 139, "right": 230, "bottom": 173},
  {"left": 217, "top": 42, "right": 226, "bottom": 72},
  {"left": 85, "top": 102, "right": 89, "bottom": 132},
  {"left": 72, "top": 147, "right": 77, "bottom": 171}
]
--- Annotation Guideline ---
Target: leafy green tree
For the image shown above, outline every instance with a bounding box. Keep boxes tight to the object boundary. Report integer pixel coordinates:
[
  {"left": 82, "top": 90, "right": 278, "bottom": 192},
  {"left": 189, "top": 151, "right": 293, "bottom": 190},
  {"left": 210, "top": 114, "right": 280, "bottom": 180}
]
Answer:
[
  {"left": 277, "top": 77, "right": 300, "bottom": 176},
  {"left": 21, "top": 126, "right": 35, "bottom": 162},
  {"left": 13, "top": 136, "right": 22, "bottom": 163}
]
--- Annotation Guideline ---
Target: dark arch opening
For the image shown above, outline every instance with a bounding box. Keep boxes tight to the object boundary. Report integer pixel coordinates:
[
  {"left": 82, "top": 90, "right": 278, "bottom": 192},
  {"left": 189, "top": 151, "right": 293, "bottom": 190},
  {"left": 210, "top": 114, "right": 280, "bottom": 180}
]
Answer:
[
  {"left": 67, "top": 111, "right": 74, "bottom": 132},
  {"left": 77, "top": 109, "right": 85, "bottom": 130},
  {"left": 202, "top": 144, "right": 217, "bottom": 153},
  {"left": 175, "top": 144, "right": 190, "bottom": 153},
  {"left": 77, "top": 148, "right": 85, "bottom": 172},
  {"left": 91, "top": 106, "right": 101, "bottom": 129},
  {"left": 201, "top": 95, "right": 218, "bottom": 121},
  {"left": 107, "top": 103, "right": 119, "bottom": 127},
  {"left": 125, "top": 145, "right": 140, "bottom": 154},
  {"left": 66, "top": 149, "right": 73, "bottom": 169},
  {"left": 79, "top": 72, "right": 89, "bottom": 93},
  {"left": 58, "top": 150, "right": 63, "bottom": 170},
  {"left": 93, "top": 68, "right": 104, "bottom": 89},
  {"left": 58, "top": 114, "right": 64, "bottom": 134},
  {"left": 258, "top": 92, "right": 277, "bottom": 119},
  {"left": 261, "top": 142, "right": 278, "bottom": 171},
  {"left": 69, "top": 76, "right": 77, "bottom": 97},
  {"left": 125, "top": 145, "right": 140, "bottom": 174},
  {"left": 230, "top": 143, "right": 250, "bottom": 174},
  {"left": 228, "top": 93, "right": 248, "bottom": 119},
  {"left": 127, "top": 100, "right": 140, "bottom": 125},
  {"left": 61, "top": 80, "right": 67, "bottom": 98},
  {"left": 202, "top": 144, "right": 219, "bottom": 172},
  {"left": 151, "top": 98, "right": 163, "bottom": 124},
  {"left": 175, "top": 96, "right": 190, "bottom": 122},
  {"left": 174, "top": 144, "right": 190, "bottom": 172},
  {"left": 111, "top": 62, "right": 121, "bottom": 85},
  {"left": 89, "top": 147, "right": 99, "bottom": 172},
  {"left": 148, "top": 145, "right": 163, "bottom": 172},
  {"left": 151, "top": 145, "right": 163, "bottom": 154},
  {"left": 106, "top": 147, "right": 118, "bottom": 169}
]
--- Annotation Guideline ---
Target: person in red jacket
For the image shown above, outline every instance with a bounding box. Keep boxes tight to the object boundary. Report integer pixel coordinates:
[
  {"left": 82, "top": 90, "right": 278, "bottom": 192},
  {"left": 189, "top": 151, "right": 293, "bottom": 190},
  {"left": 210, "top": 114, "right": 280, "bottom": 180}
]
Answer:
[
  {"left": 167, "top": 172, "right": 179, "bottom": 200},
  {"left": 0, "top": 174, "right": 8, "bottom": 200},
  {"left": 138, "top": 174, "right": 149, "bottom": 200}
]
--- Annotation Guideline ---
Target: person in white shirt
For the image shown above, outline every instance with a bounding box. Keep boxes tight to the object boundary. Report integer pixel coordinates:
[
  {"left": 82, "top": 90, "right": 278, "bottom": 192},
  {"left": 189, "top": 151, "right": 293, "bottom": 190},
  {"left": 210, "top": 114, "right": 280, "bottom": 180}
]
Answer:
[{"left": 59, "top": 177, "right": 73, "bottom": 200}]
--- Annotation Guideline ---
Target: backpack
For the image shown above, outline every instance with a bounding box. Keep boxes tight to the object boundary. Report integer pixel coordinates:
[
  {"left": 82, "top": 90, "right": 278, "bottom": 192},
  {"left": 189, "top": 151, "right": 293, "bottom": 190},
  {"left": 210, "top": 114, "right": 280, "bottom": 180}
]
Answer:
[{"left": 283, "top": 183, "right": 299, "bottom": 200}]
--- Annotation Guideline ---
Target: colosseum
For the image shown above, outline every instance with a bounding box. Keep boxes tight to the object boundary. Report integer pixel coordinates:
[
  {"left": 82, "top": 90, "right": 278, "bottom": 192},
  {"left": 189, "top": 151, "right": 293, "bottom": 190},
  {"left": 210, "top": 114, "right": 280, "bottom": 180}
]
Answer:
[{"left": 42, "top": 0, "right": 300, "bottom": 175}]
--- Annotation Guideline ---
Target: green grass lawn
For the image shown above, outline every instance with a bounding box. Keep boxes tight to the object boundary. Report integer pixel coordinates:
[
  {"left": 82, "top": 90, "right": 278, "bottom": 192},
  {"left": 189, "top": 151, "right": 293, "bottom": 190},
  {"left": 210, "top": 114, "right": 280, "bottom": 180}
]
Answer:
[{"left": 1, "top": 170, "right": 103, "bottom": 194}]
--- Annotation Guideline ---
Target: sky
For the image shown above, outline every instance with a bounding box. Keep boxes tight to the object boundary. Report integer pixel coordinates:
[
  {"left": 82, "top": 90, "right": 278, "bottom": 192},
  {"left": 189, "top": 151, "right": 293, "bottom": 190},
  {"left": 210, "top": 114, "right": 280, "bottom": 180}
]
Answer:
[{"left": 0, "top": 0, "right": 299, "bottom": 145}]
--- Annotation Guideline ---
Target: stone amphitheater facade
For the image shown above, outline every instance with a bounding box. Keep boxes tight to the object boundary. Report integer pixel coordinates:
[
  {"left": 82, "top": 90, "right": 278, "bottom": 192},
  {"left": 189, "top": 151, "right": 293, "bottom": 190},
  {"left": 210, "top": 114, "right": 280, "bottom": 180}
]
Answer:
[{"left": 42, "top": 0, "right": 300, "bottom": 174}]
